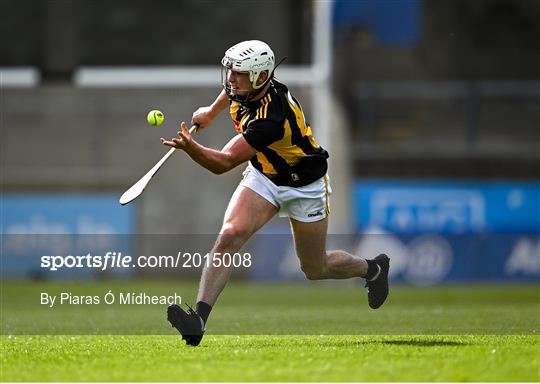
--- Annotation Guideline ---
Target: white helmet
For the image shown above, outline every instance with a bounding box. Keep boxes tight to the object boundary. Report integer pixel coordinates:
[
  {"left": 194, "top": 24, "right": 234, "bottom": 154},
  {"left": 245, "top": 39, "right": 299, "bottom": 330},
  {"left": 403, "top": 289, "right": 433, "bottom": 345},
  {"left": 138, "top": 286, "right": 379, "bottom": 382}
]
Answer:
[{"left": 221, "top": 40, "right": 275, "bottom": 101}]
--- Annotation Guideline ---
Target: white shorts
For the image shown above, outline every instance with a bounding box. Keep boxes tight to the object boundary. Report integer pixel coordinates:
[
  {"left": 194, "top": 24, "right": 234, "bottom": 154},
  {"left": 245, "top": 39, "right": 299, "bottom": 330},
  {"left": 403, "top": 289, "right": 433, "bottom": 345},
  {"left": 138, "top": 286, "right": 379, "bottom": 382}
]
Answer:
[{"left": 239, "top": 163, "right": 331, "bottom": 223}]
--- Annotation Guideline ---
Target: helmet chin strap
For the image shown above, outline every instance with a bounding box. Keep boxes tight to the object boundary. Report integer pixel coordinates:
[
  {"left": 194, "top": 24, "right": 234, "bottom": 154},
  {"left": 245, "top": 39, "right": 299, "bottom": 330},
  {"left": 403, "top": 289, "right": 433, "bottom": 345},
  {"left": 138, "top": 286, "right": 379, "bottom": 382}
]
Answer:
[{"left": 243, "top": 56, "right": 288, "bottom": 103}]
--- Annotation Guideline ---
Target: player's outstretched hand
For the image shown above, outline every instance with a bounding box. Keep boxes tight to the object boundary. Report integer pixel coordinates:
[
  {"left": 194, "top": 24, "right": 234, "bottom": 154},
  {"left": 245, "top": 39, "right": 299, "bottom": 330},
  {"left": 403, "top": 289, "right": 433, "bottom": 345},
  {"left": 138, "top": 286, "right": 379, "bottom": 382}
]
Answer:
[{"left": 160, "top": 122, "right": 193, "bottom": 150}]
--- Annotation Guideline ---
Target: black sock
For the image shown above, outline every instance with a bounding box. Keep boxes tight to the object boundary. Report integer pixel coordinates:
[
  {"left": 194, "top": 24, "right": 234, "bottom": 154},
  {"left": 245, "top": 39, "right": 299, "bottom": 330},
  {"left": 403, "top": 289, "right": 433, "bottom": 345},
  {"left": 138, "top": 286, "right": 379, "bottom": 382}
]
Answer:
[
  {"left": 365, "top": 259, "right": 380, "bottom": 280},
  {"left": 196, "top": 301, "right": 212, "bottom": 324}
]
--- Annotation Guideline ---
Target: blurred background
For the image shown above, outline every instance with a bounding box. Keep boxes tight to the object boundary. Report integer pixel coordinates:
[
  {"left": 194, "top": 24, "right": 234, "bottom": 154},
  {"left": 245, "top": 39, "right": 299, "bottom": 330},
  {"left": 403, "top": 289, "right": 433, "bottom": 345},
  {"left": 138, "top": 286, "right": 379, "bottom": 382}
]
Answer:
[{"left": 1, "top": 0, "right": 539, "bottom": 286}]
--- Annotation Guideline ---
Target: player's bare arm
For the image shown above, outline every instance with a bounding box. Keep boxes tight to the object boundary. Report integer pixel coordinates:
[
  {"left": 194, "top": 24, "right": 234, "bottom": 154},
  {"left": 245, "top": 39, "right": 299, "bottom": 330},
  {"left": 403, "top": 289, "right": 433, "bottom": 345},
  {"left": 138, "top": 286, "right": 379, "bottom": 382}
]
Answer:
[
  {"left": 160, "top": 121, "right": 256, "bottom": 174},
  {"left": 191, "top": 90, "right": 229, "bottom": 129}
]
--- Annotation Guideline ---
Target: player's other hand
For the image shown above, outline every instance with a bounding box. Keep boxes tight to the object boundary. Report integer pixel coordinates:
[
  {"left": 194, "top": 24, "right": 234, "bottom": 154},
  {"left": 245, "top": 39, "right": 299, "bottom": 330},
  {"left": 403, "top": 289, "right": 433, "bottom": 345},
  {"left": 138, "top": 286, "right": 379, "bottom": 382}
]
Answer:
[
  {"left": 191, "top": 106, "right": 216, "bottom": 130},
  {"left": 161, "top": 122, "right": 193, "bottom": 150}
]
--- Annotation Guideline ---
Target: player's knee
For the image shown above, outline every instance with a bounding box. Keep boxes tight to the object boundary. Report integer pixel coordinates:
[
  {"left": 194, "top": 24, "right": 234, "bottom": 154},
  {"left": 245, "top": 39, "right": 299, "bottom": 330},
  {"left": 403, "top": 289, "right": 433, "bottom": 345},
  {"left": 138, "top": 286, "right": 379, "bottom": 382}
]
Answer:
[
  {"left": 300, "top": 264, "right": 325, "bottom": 280},
  {"left": 219, "top": 222, "right": 250, "bottom": 243}
]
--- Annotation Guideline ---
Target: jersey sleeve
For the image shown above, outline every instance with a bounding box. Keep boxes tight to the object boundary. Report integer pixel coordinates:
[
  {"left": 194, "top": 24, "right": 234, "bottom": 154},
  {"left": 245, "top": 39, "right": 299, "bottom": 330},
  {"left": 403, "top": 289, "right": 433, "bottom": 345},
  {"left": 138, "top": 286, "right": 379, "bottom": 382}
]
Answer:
[{"left": 242, "top": 119, "right": 284, "bottom": 151}]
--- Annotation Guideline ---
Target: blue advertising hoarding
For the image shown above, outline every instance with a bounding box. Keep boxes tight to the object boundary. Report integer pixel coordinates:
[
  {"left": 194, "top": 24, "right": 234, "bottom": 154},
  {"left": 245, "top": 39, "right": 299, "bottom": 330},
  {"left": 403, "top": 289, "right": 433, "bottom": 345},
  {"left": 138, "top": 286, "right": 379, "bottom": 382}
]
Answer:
[
  {"left": 1, "top": 194, "right": 135, "bottom": 278},
  {"left": 353, "top": 180, "right": 540, "bottom": 234},
  {"left": 2, "top": 194, "right": 134, "bottom": 234}
]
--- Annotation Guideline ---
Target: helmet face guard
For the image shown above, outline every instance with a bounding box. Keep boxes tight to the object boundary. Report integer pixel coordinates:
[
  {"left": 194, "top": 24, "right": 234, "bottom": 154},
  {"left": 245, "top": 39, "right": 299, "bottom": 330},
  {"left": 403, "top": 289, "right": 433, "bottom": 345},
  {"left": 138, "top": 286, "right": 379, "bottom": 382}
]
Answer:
[{"left": 221, "top": 65, "right": 255, "bottom": 103}]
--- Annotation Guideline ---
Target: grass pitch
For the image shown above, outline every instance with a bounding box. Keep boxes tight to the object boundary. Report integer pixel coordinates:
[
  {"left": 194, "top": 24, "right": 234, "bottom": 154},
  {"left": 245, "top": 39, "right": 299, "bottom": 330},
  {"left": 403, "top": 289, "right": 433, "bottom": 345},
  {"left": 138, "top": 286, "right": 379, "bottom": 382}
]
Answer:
[
  {"left": 1, "top": 281, "right": 539, "bottom": 381},
  {"left": 2, "top": 334, "right": 538, "bottom": 382}
]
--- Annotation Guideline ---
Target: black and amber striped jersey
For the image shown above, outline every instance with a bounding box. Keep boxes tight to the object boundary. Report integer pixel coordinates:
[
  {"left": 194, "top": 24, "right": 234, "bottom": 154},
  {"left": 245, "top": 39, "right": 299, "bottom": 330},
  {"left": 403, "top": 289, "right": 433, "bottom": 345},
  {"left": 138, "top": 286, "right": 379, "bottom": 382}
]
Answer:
[{"left": 229, "top": 79, "right": 329, "bottom": 187}]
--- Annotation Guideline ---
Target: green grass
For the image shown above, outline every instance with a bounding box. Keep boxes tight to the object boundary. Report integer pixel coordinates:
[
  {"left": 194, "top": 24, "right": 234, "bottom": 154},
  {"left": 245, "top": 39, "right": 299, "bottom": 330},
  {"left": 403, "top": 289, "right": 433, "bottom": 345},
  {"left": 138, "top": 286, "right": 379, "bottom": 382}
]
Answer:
[
  {"left": 1, "top": 335, "right": 538, "bottom": 381},
  {"left": 1, "top": 280, "right": 539, "bottom": 381}
]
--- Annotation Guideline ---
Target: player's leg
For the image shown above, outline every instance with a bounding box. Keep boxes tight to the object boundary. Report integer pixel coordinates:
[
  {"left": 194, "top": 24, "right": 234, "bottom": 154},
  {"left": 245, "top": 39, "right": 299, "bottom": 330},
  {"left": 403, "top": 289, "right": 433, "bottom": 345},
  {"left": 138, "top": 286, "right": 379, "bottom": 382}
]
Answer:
[
  {"left": 289, "top": 217, "right": 368, "bottom": 279},
  {"left": 290, "top": 217, "right": 390, "bottom": 309},
  {"left": 168, "top": 185, "right": 277, "bottom": 346},
  {"left": 197, "top": 185, "right": 278, "bottom": 305}
]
